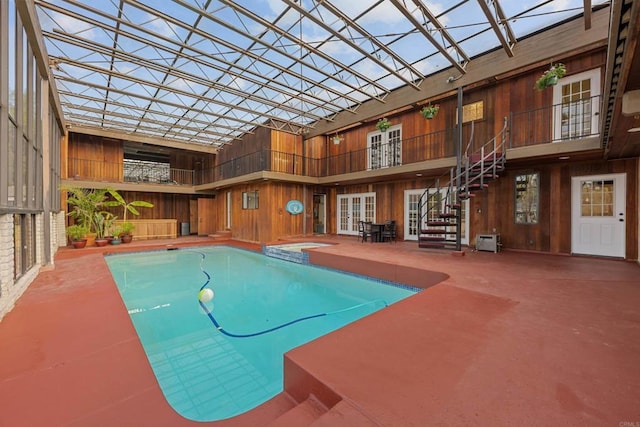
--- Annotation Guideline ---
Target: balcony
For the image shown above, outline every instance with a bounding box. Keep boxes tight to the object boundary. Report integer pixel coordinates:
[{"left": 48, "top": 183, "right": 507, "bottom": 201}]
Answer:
[{"left": 68, "top": 97, "right": 601, "bottom": 188}]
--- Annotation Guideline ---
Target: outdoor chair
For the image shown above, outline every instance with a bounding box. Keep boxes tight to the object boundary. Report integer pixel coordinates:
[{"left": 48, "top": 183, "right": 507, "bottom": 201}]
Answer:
[
  {"left": 358, "top": 220, "right": 377, "bottom": 243},
  {"left": 381, "top": 220, "right": 397, "bottom": 243}
]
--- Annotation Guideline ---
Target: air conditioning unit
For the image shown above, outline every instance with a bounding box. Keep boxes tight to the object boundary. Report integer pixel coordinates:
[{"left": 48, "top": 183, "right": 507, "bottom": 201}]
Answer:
[{"left": 476, "top": 234, "right": 501, "bottom": 253}]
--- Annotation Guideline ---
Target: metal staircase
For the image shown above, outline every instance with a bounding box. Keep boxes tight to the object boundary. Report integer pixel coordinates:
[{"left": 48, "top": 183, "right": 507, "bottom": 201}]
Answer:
[{"left": 418, "top": 118, "right": 508, "bottom": 251}]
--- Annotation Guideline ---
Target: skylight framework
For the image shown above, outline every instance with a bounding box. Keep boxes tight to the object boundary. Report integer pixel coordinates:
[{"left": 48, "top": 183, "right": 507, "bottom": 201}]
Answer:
[{"left": 34, "top": 0, "right": 602, "bottom": 148}]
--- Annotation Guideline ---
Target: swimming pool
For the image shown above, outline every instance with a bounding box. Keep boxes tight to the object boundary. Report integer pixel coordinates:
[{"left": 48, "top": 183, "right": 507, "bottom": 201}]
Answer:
[{"left": 105, "top": 246, "right": 416, "bottom": 421}]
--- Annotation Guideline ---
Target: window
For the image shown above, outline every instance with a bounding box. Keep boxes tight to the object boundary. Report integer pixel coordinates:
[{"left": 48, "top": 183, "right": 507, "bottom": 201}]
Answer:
[
  {"left": 553, "top": 68, "right": 600, "bottom": 141},
  {"left": 515, "top": 173, "right": 539, "bottom": 224},
  {"left": 368, "top": 125, "right": 402, "bottom": 169},
  {"left": 580, "top": 179, "right": 613, "bottom": 217},
  {"left": 242, "top": 191, "right": 259, "bottom": 209},
  {"left": 14, "top": 214, "right": 36, "bottom": 279}
]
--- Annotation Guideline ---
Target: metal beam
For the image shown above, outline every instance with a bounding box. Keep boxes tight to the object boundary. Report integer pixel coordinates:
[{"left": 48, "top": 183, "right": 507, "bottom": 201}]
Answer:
[
  {"left": 212, "top": 0, "right": 390, "bottom": 99},
  {"left": 284, "top": 0, "right": 424, "bottom": 89},
  {"left": 392, "top": 0, "right": 470, "bottom": 73},
  {"left": 477, "top": 0, "right": 517, "bottom": 57}
]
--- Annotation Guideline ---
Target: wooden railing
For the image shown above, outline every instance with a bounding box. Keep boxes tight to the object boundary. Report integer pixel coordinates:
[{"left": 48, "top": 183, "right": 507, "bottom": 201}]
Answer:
[{"left": 115, "top": 219, "right": 177, "bottom": 240}]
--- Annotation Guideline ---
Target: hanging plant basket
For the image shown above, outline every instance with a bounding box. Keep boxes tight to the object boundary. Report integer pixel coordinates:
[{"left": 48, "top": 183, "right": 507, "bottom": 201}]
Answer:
[
  {"left": 535, "top": 63, "right": 566, "bottom": 91},
  {"left": 420, "top": 104, "right": 440, "bottom": 119},
  {"left": 376, "top": 117, "right": 391, "bottom": 132}
]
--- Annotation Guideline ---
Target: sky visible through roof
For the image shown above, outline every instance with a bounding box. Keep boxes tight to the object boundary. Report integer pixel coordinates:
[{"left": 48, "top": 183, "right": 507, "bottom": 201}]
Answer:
[{"left": 35, "top": 0, "right": 608, "bottom": 147}]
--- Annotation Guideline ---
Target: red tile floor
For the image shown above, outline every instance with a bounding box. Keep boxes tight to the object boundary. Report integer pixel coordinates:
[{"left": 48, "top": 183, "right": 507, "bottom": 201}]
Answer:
[{"left": 0, "top": 235, "right": 639, "bottom": 426}]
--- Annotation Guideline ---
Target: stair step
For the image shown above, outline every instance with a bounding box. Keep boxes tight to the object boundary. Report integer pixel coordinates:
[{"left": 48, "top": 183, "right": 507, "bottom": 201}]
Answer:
[
  {"left": 418, "top": 236, "right": 456, "bottom": 244},
  {"left": 419, "top": 241, "right": 458, "bottom": 249},
  {"left": 209, "top": 230, "right": 232, "bottom": 240},
  {"left": 309, "top": 400, "right": 378, "bottom": 426},
  {"left": 446, "top": 203, "right": 461, "bottom": 209},
  {"left": 419, "top": 236, "right": 446, "bottom": 242},
  {"left": 466, "top": 183, "right": 489, "bottom": 190},
  {"left": 421, "top": 229, "right": 457, "bottom": 234},
  {"left": 438, "top": 212, "right": 457, "bottom": 218},
  {"left": 427, "top": 220, "right": 455, "bottom": 226},
  {"left": 458, "top": 193, "right": 475, "bottom": 200},
  {"left": 266, "top": 396, "right": 327, "bottom": 427}
]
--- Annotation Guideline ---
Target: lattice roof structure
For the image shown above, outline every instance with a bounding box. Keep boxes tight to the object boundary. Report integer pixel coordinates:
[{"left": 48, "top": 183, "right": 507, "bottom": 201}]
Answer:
[{"left": 36, "top": 0, "right": 603, "bottom": 148}]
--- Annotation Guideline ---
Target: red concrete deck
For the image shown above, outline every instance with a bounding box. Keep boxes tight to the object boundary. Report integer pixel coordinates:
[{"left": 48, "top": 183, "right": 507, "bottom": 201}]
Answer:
[{"left": 0, "top": 236, "right": 639, "bottom": 426}]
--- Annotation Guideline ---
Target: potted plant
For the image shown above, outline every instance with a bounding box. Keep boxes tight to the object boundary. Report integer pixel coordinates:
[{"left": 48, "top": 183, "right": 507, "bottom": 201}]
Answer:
[
  {"left": 376, "top": 117, "right": 391, "bottom": 132},
  {"left": 66, "top": 224, "right": 89, "bottom": 249},
  {"left": 420, "top": 104, "right": 439, "bottom": 119},
  {"left": 93, "top": 212, "right": 115, "bottom": 247},
  {"left": 101, "top": 212, "right": 118, "bottom": 244},
  {"left": 118, "top": 221, "right": 135, "bottom": 243},
  {"left": 63, "top": 187, "right": 110, "bottom": 247},
  {"left": 535, "top": 63, "right": 566, "bottom": 90},
  {"left": 110, "top": 226, "right": 122, "bottom": 245}
]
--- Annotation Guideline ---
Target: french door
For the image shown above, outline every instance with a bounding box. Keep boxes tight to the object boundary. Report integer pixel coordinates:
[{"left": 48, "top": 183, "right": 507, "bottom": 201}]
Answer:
[
  {"left": 337, "top": 192, "right": 376, "bottom": 236},
  {"left": 404, "top": 189, "right": 469, "bottom": 245},
  {"left": 553, "top": 69, "right": 600, "bottom": 141},
  {"left": 571, "top": 173, "right": 626, "bottom": 257}
]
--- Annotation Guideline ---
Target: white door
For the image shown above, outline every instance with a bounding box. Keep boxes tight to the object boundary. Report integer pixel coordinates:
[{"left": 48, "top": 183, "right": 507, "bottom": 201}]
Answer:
[
  {"left": 404, "top": 189, "right": 469, "bottom": 245},
  {"left": 337, "top": 193, "right": 376, "bottom": 236},
  {"left": 571, "top": 174, "right": 626, "bottom": 257},
  {"left": 553, "top": 68, "right": 600, "bottom": 141}
]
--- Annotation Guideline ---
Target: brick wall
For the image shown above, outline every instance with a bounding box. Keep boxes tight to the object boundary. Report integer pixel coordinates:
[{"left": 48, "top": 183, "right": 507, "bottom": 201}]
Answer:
[{"left": 0, "top": 212, "right": 63, "bottom": 321}]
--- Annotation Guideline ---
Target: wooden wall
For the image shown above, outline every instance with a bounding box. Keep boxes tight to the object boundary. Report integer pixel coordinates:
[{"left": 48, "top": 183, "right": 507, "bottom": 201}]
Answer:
[
  {"left": 321, "top": 48, "right": 607, "bottom": 160},
  {"left": 102, "top": 191, "right": 213, "bottom": 227},
  {"left": 469, "top": 158, "right": 638, "bottom": 258},
  {"left": 319, "top": 157, "right": 637, "bottom": 259},
  {"left": 68, "top": 133, "right": 123, "bottom": 181},
  {"left": 211, "top": 181, "right": 312, "bottom": 242}
]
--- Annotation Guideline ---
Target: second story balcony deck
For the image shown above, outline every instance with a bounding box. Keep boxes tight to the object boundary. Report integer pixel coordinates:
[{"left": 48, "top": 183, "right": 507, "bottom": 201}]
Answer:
[{"left": 66, "top": 97, "right": 603, "bottom": 191}]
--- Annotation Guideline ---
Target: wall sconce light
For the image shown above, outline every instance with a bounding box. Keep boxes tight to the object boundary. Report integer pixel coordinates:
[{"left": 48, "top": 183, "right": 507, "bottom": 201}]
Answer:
[{"left": 332, "top": 134, "right": 344, "bottom": 144}]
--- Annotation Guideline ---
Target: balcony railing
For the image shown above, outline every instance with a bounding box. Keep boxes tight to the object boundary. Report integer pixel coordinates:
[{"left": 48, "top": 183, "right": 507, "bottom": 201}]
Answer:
[
  {"left": 509, "top": 95, "right": 601, "bottom": 148},
  {"left": 67, "top": 158, "right": 194, "bottom": 185},
  {"left": 69, "top": 97, "right": 602, "bottom": 187}
]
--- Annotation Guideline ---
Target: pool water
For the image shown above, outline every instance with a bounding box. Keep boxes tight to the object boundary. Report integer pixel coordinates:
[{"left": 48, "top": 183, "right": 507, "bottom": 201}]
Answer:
[{"left": 105, "top": 246, "right": 415, "bottom": 421}]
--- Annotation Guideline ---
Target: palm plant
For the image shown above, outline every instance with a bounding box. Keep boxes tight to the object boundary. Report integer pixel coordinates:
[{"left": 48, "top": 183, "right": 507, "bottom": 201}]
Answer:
[
  {"left": 63, "top": 187, "right": 110, "bottom": 234},
  {"left": 106, "top": 189, "right": 154, "bottom": 222}
]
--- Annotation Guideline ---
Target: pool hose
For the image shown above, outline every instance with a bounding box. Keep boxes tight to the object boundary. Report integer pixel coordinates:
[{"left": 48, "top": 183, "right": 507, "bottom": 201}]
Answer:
[{"left": 190, "top": 250, "right": 388, "bottom": 338}]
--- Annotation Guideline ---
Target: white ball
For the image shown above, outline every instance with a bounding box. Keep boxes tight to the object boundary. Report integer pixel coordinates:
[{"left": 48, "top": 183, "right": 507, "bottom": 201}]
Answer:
[{"left": 198, "top": 288, "right": 214, "bottom": 303}]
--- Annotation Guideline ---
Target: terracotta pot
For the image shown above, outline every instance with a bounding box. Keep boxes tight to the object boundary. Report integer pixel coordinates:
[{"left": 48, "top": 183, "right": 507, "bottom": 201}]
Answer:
[
  {"left": 72, "top": 239, "right": 87, "bottom": 249},
  {"left": 85, "top": 233, "right": 97, "bottom": 247},
  {"left": 95, "top": 238, "right": 109, "bottom": 247},
  {"left": 121, "top": 235, "right": 133, "bottom": 244}
]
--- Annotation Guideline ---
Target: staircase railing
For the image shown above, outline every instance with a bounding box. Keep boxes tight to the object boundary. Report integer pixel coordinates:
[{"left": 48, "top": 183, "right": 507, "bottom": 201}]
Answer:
[{"left": 417, "top": 117, "right": 508, "bottom": 251}]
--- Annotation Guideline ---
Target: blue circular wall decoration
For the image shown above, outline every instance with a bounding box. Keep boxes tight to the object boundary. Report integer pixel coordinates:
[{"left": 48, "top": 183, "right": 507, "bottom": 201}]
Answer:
[{"left": 286, "top": 200, "right": 304, "bottom": 215}]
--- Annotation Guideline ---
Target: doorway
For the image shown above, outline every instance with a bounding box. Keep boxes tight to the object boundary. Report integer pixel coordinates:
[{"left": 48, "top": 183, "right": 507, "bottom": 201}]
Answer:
[
  {"left": 571, "top": 173, "right": 626, "bottom": 257},
  {"left": 313, "top": 194, "right": 326, "bottom": 234},
  {"left": 337, "top": 192, "right": 376, "bottom": 236}
]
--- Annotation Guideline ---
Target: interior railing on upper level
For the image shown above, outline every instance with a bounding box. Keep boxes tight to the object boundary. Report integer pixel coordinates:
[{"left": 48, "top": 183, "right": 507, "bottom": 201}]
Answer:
[{"left": 67, "top": 97, "right": 601, "bottom": 186}]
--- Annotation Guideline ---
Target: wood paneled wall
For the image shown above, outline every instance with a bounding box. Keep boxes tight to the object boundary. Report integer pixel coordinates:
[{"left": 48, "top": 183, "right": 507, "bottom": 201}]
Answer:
[
  {"left": 468, "top": 158, "right": 638, "bottom": 258},
  {"left": 68, "top": 133, "right": 123, "bottom": 181},
  {"left": 317, "top": 157, "right": 637, "bottom": 259},
  {"left": 102, "top": 191, "right": 212, "bottom": 226},
  {"left": 205, "top": 181, "right": 314, "bottom": 242}
]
